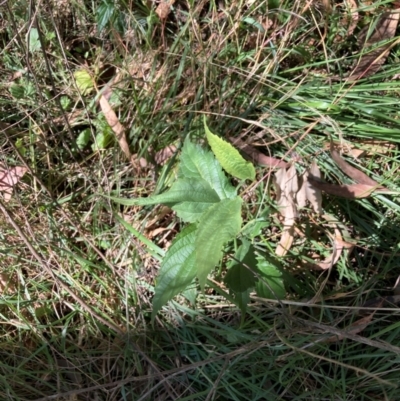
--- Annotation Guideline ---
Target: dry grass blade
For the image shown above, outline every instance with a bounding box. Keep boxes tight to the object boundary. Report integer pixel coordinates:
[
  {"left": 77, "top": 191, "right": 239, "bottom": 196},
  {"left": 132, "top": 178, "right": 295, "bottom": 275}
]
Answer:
[
  {"left": 348, "top": 10, "right": 400, "bottom": 80},
  {"left": 0, "top": 165, "right": 28, "bottom": 202},
  {"left": 98, "top": 95, "right": 132, "bottom": 162}
]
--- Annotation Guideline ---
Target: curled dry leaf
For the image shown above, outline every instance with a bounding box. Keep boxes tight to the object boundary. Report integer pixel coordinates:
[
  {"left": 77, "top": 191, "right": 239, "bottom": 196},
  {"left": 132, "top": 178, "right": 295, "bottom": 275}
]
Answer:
[
  {"left": 156, "top": 0, "right": 176, "bottom": 20},
  {"left": 0, "top": 164, "right": 28, "bottom": 202},
  {"left": 98, "top": 95, "right": 132, "bottom": 162},
  {"left": 348, "top": 10, "right": 400, "bottom": 80},
  {"left": 229, "top": 137, "right": 289, "bottom": 169},
  {"left": 310, "top": 214, "right": 354, "bottom": 270}
]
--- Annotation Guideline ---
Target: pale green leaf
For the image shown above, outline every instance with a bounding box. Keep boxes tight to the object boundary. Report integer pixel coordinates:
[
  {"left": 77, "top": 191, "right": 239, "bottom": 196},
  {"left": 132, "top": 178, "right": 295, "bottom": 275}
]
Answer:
[
  {"left": 74, "top": 69, "right": 94, "bottom": 95},
  {"left": 152, "top": 224, "right": 198, "bottom": 320},
  {"left": 204, "top": 117, "right": 255, "bottom": 181},
  {"left": 196, "top": 197, "right": 243, "bottom": 288},
  {"left": 179, "top": 139, "right": 236, "bottom": 199},
  {"left": 255, "top": 257, "right": 286, "bottom": 299},
  {"left": 224, "top": 240, "right": 257, "bottom": 292}
]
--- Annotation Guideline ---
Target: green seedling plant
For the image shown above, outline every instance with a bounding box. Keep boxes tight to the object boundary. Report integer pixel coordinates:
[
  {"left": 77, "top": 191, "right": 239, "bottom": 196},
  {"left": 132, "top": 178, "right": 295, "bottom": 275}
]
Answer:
[{"left": 111, "top": 118, "right": 286, "bottom": 320}]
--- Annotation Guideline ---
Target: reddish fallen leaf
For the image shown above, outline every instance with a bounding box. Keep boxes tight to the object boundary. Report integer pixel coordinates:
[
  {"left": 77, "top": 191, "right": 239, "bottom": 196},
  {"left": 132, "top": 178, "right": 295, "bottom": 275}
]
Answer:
[
  {"left": 325, "top": 308, "right": 379, "bottom": 343},
  {"left": 229, "top": 137, "right": 289, "bottom": 169},
  {"left": 0, "top": 165, "right": 28, "bottom": 202},
  {"left": 315, "top": 238, "right": 354, "bottom": 270},
  {"left": 307, "top": 177, "right": 380, "bottom": 199},
  {"left": 330, "top": 144, "right": 381, "bottom": 187},
  {"left": 348, "top": 10, "right": 400, "bottom": 80}
]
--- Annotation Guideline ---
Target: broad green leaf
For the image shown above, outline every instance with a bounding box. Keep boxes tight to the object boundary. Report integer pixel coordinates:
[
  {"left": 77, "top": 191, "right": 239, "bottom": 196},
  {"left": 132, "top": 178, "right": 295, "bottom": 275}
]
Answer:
[
  {"left": 152, "top": 224, "right": 198, "bottom": 320},
  {"left": 172, "top": 201, "right": 216, "bottom": 223},
  {"left": 255, "top": 257, "right": 286, "bottom": 299},
  {"left": 135, "top": 178, "right": 219, "bottom": 206},
  {"left": 27, "top": 28, "right": 41, "bottom": 52},
  {"left": 224, "top": 240, "right": 257, "bottom": 292},
  {"left": 76, "top": 128, "right": 91, "bottom": 150},
  {"left": 196, "top": 197, "right": 243, "bottom": 288},
  {"left": 74, "top": 69, "right": 94, "bottom": 95},
  {"left": 92, "top": 130, "right": 113, "bottom": 150},
  {"left": 179, "top": 139, "right": 236, "bottom": 199},
  {"left": 204, "top": 118, "right": 255, "bottom": 181}
]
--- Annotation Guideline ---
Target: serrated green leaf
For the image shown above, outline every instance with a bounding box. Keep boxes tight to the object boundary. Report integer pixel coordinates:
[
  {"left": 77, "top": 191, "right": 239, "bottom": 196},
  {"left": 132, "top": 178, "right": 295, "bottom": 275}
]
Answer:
[
  {"left": 204, "top": 117, "right": 255, "bottom": 181},
  {"left": 136, "top": 178, "right": 219, "bottom": 206},
  {"left": 97, "top": 0, "right": 116, "bottom": 33},
  {"left": 255, "top": 257, "right": 286, "bottom": 299},
  {"left": 152, "top": 224, "right": 198, "bottom": 320},
  {"left": 74, "top": 69, "right": 94, "bottom": 95},
  {"left": 224, "top": 240, "right": 257, "bottom": 292},
  {"left": 196, "top": 197, "right": 243, "bottom": 288},
  {"left": 179, "top": 139, "right": 236, "bottom": 199},
  {"left": 172, "top": 201, "right": 215, "bottom": 223}
]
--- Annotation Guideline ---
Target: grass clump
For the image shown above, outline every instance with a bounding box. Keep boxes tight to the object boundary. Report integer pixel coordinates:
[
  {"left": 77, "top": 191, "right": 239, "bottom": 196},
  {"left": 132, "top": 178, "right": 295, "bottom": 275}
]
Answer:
[{"left": 1, "top": 0, "right": 400, "bottom": 400}]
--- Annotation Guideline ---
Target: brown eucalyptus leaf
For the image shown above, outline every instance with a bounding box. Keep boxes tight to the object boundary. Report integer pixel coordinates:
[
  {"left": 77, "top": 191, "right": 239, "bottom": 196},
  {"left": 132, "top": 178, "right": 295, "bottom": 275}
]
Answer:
[
  {"left": 330, "top": 145, "right": 381, "bottom": 187},
  {"left": 98, "top": 95, "right": 132, "bottom": 162},
  {"left": 296, "top": 163, "right": 322, "bottom": 213},
  {"left": 0, "top": 165, "right": 28, "bottom": 202},
  {"left": 229, "top": 137, "right": 289, "bottom": 169},
  {"left": 285, "top": 165, "right": 299, "bottom": 196},
  {"left": 348, "top": 10, "right": 400, "bottom": 80},
  {"left": 308, "top": 177, "right": 378, "bottom": 199},
  {"left": 276, "top": 221, "right": 295, "bottom": 257}
]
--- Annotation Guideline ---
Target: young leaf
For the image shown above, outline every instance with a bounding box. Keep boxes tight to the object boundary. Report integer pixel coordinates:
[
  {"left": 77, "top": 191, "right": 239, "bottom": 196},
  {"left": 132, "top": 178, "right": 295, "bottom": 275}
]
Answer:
[
  {"left": 179, "top": 139, "right": 236, "bottom": 200},
  {"left": 152, "top": 224, "right": 198, "bottom": 320},
  {"left": 204, "top": 118, "right": 255, "bottom": 181},
  {"left": 255, "top": 257, "right": 286, "bottom": 299},
  {"left": 224, "top": 240, "right": 258, "bottom": 292},
  {"left": 74, "top": 69, "right": 94, "bottom": 95},
  {"left": 196, "top": 197, "right": 243, "bottom": 288}
]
